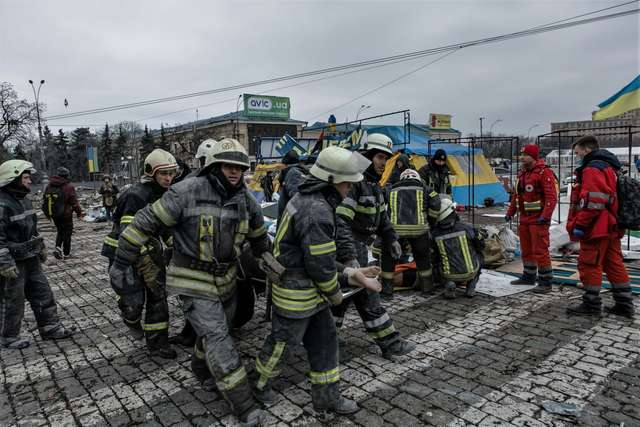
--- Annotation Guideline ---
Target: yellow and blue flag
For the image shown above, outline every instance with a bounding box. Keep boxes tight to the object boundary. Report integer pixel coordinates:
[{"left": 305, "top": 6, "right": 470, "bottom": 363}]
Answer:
[
  {"left": 274, "top": 134, "right": 307, "bottom": 157},
  {"left": 86, "top": 146, "right": 99, "bottom": 173},
  {"left": 593, "top": 75, "right": 640, "bottom": 120}
]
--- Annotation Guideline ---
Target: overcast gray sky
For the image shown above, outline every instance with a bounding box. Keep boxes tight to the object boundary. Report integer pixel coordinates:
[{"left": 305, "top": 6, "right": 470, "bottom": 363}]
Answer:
[{"left": 1, "top": 0, "right": 638, "bottom": 137}]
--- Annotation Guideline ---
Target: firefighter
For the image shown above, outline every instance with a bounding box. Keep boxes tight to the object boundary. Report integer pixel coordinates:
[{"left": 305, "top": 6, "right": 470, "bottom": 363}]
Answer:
[
  {"left": 566, "top": 136, "right": 634, "bottom": 318},
  {"left": 110, "top": 138, "right": 278, "bottom": 426},
  {"left": 505, "top": 144, "right": 558, "bottom": 294},
  {"left": 0, "top": 160, "right": 73, "bottom": 349},
  {"left": 418, "top": 149, "right": 452, "bottom": 196},
  {"left": 431, "top": 199, "right": 485, "bottom": 298},
  {"left": 253, "top": 146, "right": 374, "bottom": 415},
  {"left": 101, "top": 149, "right": 178, "bottom": 359},
  {"left": 386, "top": 168, "right": 440, "bottom": 297},
  {"left": 334, "top": 133, "right": 415, "bottom": 359},
  {"left": 277, "top": 149, "right": 307, "bottom": 222}
]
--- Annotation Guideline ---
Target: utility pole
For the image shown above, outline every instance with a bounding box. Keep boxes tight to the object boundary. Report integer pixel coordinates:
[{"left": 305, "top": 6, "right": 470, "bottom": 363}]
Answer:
[
  {"left": 479, "top": 117, "right": 485, "bottom": 150},
  {"left": 28, "top": 79, "right": 46, "bottom": 172}
]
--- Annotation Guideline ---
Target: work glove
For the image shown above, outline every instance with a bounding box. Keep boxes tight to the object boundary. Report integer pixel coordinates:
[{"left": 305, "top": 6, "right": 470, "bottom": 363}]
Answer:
[
  {"left": 39, "top": 247, "right": 48, "bottom": 263},
  {"left": 390, "top": 241, "right": 403, "bottom": 260},
  {"left": 0, "top": 266, "right": 18, "bottom": 279},
  {"left": 327, "top": 291, "right": 343, "bottom": 306},
  {"left": 136, "top": 255, "right": 159, "bottom": 288},
  {"left": 343, "top": 267, "right": 382, "bottom": 293},
  {"left": 504, "top": 215, "right": 512, "bottom": 222},
  {"left": 537, "top": 217, "right": 550, "bottom": 224},
  {"left": 572, "top": 227, "right": 585, "bottom": 238},
  {"left": 259, "top": 252, "right": 285, "bottom": 284}
]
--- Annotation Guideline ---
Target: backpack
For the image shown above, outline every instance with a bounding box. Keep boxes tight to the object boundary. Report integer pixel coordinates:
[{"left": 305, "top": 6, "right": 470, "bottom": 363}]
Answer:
[
  {"left": 42, "top": 185, "right": 66, "bottom": 219},
  {"left": 617, "top": 173, "right": 640, "bottom": 230}
]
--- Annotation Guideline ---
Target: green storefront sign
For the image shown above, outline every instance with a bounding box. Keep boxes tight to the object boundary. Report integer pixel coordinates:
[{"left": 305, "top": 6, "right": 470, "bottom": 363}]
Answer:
[{"left": 243, "top": 94, "right": 290, "bottom": 119}]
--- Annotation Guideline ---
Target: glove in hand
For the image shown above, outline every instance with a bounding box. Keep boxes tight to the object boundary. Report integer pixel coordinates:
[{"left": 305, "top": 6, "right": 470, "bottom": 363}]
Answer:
[{"left": 0, "top": 266, "right": 18, "bottom": 279}]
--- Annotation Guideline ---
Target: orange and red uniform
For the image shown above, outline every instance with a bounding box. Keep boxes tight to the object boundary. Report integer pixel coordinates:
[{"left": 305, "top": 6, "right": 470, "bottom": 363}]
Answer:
[
  {"left": 507, "top": 158, "right": 558, "bottom": 283},
  {"left": 567, "top": 149, "right": 631, "bottom": 309}
]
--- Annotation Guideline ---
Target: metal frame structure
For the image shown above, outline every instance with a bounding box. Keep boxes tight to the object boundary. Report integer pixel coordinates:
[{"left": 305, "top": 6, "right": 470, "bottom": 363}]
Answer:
[{"left": 537, "top": 125, "right": 640, "bottom": 249}]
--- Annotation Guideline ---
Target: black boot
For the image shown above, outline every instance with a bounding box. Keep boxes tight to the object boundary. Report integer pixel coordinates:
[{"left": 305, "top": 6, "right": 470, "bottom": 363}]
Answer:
[
  {"left": 380, "top": 280, "right": 394, "bottom": 300},
  {"left": 381, "top": 338, "right": 416, "bottom": 360},
  {"left": 510, "top": 273, "right": 536, "bottom": 286},
  {"left": 531, "top": 284, "right": 552, "bottom": 294},
  {"left": 40, "top": 324, "right": 74, "bottom": 340},
  {"left": 170, "top": 321, "right": 197, "bottom": 347},
  {"left": 147, "top": 331, "right": 177, "bottom": 359},
  {"left": 253, "top": 385, "right": 276, "bottom": 405},
  {"left": 605, "top": 304, "right": 635, "bottom": 319},
  {"left": 566, "top": 302, "right": 601, "bottom": 316},
  {"left": 444, "top": 281, "right": 456, "bottom": 299},
  {"left": 239, "top": 407, "right": 267, "bottom": 427}
]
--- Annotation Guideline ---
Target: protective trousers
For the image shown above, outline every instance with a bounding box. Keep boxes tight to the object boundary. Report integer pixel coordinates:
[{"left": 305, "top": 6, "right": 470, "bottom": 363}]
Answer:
[
  {"left": 518, "top": 223, "right": 552, "bottom": 283},
  {"left": 0, "top": 257, "right": 61, "bottom": 339},
  {"left": 255, "top": 307, "right": 340, "bottom": 411},
  {"left": 53, "top": 218, "right": 73, "bottom": 256},
  {"left": 191, "top": 292, "right": 237, "bottom": 384},
  {"left": 333, "top": 238, "right": 400, "bottom": 351},
  {"left": 381, "top": 236, "right": 433, "bottom": 291},
  {"left": 181, "top": 294, "right": 258, "bottom": 418},
  {"left": 115, "top": 265, "right": 170, "bottom": 351},
  {"left": 578, "top": 237, "right": 632, "bottom": 310}
]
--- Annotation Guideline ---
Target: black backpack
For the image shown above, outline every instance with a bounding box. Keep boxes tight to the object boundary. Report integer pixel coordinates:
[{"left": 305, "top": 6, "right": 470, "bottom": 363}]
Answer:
[
  {"left": 617, "top": 173, "right": 640, "bottom": 230},
  {"left": 42, "top": 185, "right": 66, "bottom": 219}
]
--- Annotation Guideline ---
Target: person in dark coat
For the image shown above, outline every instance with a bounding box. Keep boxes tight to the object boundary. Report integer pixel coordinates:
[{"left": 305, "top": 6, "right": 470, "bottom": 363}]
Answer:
[
  {"left": 418, "top": 149, "right": 452, "bottom": 196},
  {"left": 389, "top": 153, "right": 410, "bottom": 184},
  {"left": 43, "top": 167, "right": 82, "bottom": 259},
  {"left": 98, "top": 175, "right": 119, "bottom": 220}
]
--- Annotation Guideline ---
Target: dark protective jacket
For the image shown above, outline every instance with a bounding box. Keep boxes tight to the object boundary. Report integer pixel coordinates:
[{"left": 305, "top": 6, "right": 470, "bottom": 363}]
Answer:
[
  {"left": 506, "top": 159, "right": 558, "bottom": 224},
  {"left": 277, "top": 164, "right": 306, "bottom": 221},
  {"left": 388, "top": 154, "right": 411, "bottom": 185},
  {"left": 389, "top": 178, "right": 441, "bottom": 237},
  {"left": 0, "top": 189, "right": 43, "bottom": 267},
  {"left": 431, "top": 213, "right": 484, "bottom": 282},
  {"left": 101, "top": 181, "right": 167, "bottom": 260},
  {"left": 567, "top": 149, "right": 622, "bottom": 240},
  {"left": 45, "top": 176, "right": 82, "bottom": 219},
  {"left": 272, "top": 177, "right": 345, "bottom": 318},
  {"left": 418, "top": 161, "right": 452, "bottom": 196},
  {"left": 115, "top": 174, "right": 270, "bottom": 302},
  {"left": 336, "top": 168, "right": 398, "bottom": 244}
]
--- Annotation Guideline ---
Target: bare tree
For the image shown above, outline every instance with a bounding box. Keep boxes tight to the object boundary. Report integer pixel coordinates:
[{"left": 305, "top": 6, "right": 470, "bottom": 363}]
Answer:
[{"left": 0, "top": 82, "right": 40, "bottom": 147}]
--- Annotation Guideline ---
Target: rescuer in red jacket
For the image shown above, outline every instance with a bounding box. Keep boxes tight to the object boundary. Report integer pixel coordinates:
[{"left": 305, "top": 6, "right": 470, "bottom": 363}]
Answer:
[
  {"left": 566, "top": 136, "right": 633, "bottom": 318},
  {"left": 506, "top": 144, "right": 558, "bottom": 294}
]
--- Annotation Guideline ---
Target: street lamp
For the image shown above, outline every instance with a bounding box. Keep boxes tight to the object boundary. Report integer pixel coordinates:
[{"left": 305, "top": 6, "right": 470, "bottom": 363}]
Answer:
[
  {"left": 526, "top": 124, "right": 539, "bottom": 141},
  {"left": 356, "top": 105, "right": 371, "bottom": 121},
  {"left": 489, "top": 119, "right": 503, "bottom": 136},
  {"left": 28, "top": 80, "right": 46, "bottom": 169}
]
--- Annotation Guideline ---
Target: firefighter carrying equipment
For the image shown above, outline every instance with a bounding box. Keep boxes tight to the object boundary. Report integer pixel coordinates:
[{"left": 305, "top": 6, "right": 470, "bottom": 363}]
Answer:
[
  {"left": 0, "top": 160, "right": 35, "bottom": 188},
  {"left": 144, "top": 149, "right": 178, "bottom": 177},
  {"left": 310, "top": 146, "right": 371, "bottom": 184},
  {"left": 205, "top": 138, "right": 251, "bottom": 170},
  {"left": 362, "top": 133, "right": 394, "bottom": 156}
]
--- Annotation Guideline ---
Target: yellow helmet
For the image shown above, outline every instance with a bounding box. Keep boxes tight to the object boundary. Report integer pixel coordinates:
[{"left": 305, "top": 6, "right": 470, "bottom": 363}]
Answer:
[
  {"left": 0, "top": 160, "right": 36, "bottom": 187},
  {"left": 144, "top": 149, "right": 177, "bottom": 177},
  {"left": 206, "top": 138, "right": 250, "bottom": 170}
]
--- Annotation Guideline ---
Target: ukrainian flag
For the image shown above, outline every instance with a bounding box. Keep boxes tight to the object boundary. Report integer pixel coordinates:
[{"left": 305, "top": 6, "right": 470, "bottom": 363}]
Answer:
[
  {"left": 86, "top": 146, "right": 99, "bottom": 173},
  {"left": 593, "top": 75, "right": 640, "bottom": 120}
]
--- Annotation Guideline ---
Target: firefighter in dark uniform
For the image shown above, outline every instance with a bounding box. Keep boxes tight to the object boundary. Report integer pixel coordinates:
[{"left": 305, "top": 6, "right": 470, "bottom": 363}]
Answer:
[
  {"left": 0, "top": 160, "right": 73, "bottom": 349},
  {"left": 110, "top": 138, "right": 279, "bottom": 426},
  {"left": 386, "top": 168, "right": 441, "bottom": 296},
  {"left": 102, "top": 149, "right": 178, "bottom": 359},
  {"left": 253, "top": 146, "right": 375, "bottom": 415},
  {"left": 334, "top": 133, "right": 416, "bottom": 359},
  {"left": 418, "top": 149, "right": 452, "bottom": 196},
  {"left": 277, "top": 149, "right": 307, "bottom": 222}
]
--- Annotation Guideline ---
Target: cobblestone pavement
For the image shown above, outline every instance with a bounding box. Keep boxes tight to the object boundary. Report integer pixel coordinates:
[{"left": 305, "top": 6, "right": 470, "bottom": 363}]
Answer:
[{"left": 1, "top": 221, "right": 639, "bottom": 427}]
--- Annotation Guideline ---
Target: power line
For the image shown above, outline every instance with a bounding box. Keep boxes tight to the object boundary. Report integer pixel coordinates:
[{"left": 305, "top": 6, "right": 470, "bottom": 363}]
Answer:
[{"left": 45, "top": 7, "right": 639, "bottom": 121}]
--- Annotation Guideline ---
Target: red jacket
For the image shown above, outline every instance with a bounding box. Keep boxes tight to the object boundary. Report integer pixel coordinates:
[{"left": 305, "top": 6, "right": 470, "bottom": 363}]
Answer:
[
  {"left": 507, "top": 159, "right": 558, "bottom": 224},
  {"left": 47, "top": 176, "right": 82, "bottom": 219},
  {"left": 567, "top": 149, "right": 621, "bottom": 241}
]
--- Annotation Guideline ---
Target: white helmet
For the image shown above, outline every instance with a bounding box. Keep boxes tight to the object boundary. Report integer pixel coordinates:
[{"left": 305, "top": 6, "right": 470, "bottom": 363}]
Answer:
[
  {"left": 400, "top": 169, "right": 421, "bottom": 181},
  {"left": 206, "top": 138, "right": 250, "bottom": 170},
  {"left": 310, "top": 146, "right": 370, "bottom": 184},
  {"left": 0, "top": 160, "right": 36, "bottom": 188},
  {"left": 435, "top": 198, "right": 457, "bottom": 223},
  {"left": 362, "top": 133, "right": 393, "bottom": 156},
  {"left": 195, "top": 139, "right": 217, "bottom": 163},
  {"left": 144, "top": 149, "right": 178, "bottom": 177}
]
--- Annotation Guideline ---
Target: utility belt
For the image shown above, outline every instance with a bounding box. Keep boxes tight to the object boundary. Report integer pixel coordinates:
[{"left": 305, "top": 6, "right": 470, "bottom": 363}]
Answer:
[
  {"left": 172, "top": 251, "right": 235, "bottom": 276},
  {"left": 522, "top": 200, "right": 542, "bottom": 214},
  {"left": 8, "top": 236, "right": 44, "bottom": 258}
]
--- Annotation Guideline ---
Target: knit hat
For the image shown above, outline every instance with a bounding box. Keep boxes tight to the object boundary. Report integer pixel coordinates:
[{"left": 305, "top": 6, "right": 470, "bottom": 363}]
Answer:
[
  {"left": 57, "top": 167, "right": 70, "bottom": 178},
  {"left": 522, "top": 144, "right": 539, "bottom": 160},
  {"left": 282, "top": 150, "right": 300, "bottom": 165},
  {"left": 433, "top": 149, "right": 447, "bottom": 162}
]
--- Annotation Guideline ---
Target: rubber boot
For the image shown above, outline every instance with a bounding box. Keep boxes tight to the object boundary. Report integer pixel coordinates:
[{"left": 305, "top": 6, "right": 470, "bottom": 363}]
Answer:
[
  {"left": 465, "top": 276, "right": 478, "bottom": 298},
  {"left": 0, "top": 336, "right": 30, "bottom": 349},
  {"left": 332, "top": 397, "right": 359, "bottom": 415},
  {"left": 253, "top": 385, "right": 276, "bottom": 405},
  {"left": 312, "top": 384, "right": 358, "bottom": 415},
  {"left": 239, "top": 407, "right": 267, "bottom": 427},
  {"left": 444, "top": 281, "right": 456, "bottom": 299},
  {"left": 419, "top": 274, "right": 435, "bottom": 295},
  {"left": 531, "top": 282, "right": 552, "bottom": 294},
  {"left": 53, "top": 247, "right": 63, "bottom": 260},
  {"left": 169, "top": 321, "right": 197, "bottom": 347},
  {"left": 567, "top": 288, "right": 602, "bottom": 316},
  {"left": 605, "top": 304, "right": 635, "bottom": 319},
  {"left": 41, "top": 324, "right": 74, "bottom": 340},
  {"left": 381, "top": 338, "right": 416, "bottom": 360},
  {"left": 510, "top": 273, "right": 536, "bottom": 286},
  {"left": 147, "top": 332, "right": 177, "bottom": 359}
]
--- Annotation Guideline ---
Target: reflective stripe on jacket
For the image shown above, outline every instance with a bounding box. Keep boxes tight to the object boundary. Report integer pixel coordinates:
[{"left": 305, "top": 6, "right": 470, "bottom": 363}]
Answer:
[
  {"left": 506, "top": 159, "right": 558, "bottom": 224},
  {"left": 389, "top": 178, "right": 440, "bottom": 237},
  {"left": 431, "top": 217, "right": 484, "bottom": 282}
]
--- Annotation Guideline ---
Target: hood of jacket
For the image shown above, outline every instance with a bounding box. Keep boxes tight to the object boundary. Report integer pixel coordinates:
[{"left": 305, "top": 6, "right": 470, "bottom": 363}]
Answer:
[
  {"left": 298, "top": 176, "right": 343, "bottom": 209},
  {"left": 49, "top": 175, "right": 69, "bottom": 186},
  {"left": 279, "top": 164, "right": 306, "bottom": 185},
  {"left": 578, "top": 149, "right": 622, "bottom": 173}
]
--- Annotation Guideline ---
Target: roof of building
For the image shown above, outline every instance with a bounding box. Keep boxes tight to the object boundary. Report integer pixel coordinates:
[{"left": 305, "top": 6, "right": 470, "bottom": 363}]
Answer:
[
  {"left": 152, "top": 110, "right": 307, "bottom": 135},
  {"left": 303, "top": 121, "right": 461, "bottom": 133}
]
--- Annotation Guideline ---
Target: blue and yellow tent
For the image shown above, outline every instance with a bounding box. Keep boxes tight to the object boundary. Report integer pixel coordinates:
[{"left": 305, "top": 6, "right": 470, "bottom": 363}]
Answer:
[{"left": 593, "top": 75, "right": 640, "bottom": 120}]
